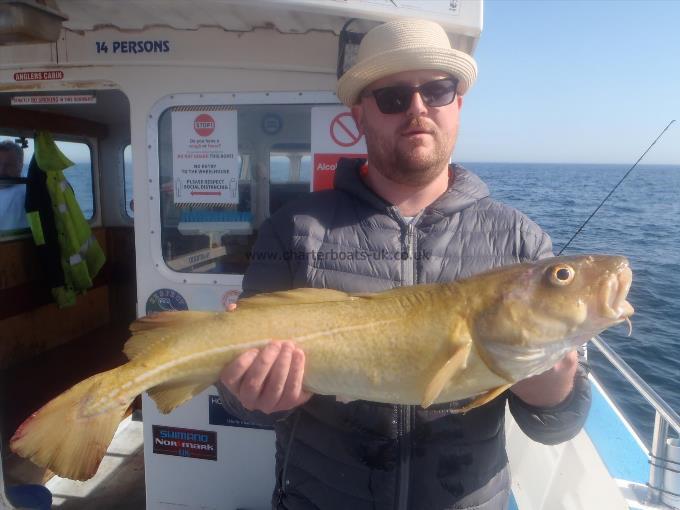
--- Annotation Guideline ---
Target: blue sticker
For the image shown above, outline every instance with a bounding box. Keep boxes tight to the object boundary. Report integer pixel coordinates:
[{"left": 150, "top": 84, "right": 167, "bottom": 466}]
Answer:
[
  {"left": 208, "top": 395, "right": 273, "bottom": 430},
  {"left": 146, "top": 288, "right": 188, "bottom": 314}
]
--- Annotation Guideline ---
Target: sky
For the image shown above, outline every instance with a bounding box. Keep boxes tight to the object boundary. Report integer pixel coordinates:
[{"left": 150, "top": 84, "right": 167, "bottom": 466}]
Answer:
[
  {"left": 5, "top": 1, "right": 677, "bottom": 166},
  {"left": 455, "top": 0, "right": 680, "bottom": 164}
]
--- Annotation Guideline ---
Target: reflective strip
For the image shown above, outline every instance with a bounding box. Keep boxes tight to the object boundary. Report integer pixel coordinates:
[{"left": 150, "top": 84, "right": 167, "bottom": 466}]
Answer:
[
  {"left": 69, "top": 253, "right": 83, "bottom": 266},
  {"left": 78, "top": 235, "right": 96, "bottom": 256},
  {"left": 58, "top": 203, "right": 67, "bottom": 214},
  {"left": 60, "top": 181, "right": 68, "bottom": 192}
]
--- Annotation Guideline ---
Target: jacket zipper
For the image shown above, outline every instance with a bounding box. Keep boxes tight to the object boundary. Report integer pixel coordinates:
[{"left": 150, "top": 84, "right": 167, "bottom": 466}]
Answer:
[
  {"left": 277, "top": 410, "right": 301, "bottom": 506},
  {"left": 396, "top": 220, "right": 417, "bottom": 510},
  {"left": 403, "top": 222, "right": 415, "bottom": 288}
]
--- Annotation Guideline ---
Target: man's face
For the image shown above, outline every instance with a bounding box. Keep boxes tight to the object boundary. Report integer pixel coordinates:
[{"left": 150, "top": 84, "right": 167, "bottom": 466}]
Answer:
[
  {"left": 0, "top": 150, "right": 22, "bottom": 178},
  {"left": 352, "top": 69, "right": 463, "bottom": 186}
]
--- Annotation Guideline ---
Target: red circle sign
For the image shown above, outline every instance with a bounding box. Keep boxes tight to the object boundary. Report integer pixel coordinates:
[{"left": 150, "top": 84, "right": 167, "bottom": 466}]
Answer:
[
  {"left": 330, "top": 112, "right": 362, "bottom": 147},
  {"left": 194, "top": 114, "right": 215, "bottom": 137}
]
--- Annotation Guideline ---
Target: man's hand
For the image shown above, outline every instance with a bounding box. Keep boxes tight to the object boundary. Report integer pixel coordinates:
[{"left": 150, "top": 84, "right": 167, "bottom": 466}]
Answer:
[
  {"left": 219, "top": 304, "right": 312, "bottom": 414},
  {"left": 220, "top": 341, "right": 312, "bottom": 414},
  {"left": 510, "top": 350, "right": 579, "bottom": 408}
]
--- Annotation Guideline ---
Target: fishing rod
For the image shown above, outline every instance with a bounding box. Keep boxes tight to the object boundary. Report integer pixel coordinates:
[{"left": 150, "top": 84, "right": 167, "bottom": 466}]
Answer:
[{"left": 558, "top": 120, "right": 676, "bottom": 255}]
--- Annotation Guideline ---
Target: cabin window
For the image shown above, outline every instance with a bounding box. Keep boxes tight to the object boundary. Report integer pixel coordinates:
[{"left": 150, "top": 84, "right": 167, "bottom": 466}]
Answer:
[
  {"left": 124, "top": 144, "right": 134, "bottom": 218},
  {"left": 0, "top": 135, "right": 29, "bottom": 236},
  {"left": 59, "top": 141, "right": 95, "bottom": 220},
  {"left": 0, "top": 134, "right": 94, "bottom": 237},
  {"left": 156, "top": 104, "right": 314, "bottom": 275},
  {"left": 269, "top": 149, "right": 312, "bottom": 215}
]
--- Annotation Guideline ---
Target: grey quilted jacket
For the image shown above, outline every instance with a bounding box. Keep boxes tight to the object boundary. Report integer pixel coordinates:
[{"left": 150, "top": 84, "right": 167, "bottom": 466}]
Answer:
[{"left": 218, "top": 159, "right": 591, "bottom": 510}]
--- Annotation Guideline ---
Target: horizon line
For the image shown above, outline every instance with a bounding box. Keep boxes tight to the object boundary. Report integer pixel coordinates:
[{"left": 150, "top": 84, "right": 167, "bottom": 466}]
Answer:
[{"left": 456, "top": 161, "right": 679, "bottom": 167}]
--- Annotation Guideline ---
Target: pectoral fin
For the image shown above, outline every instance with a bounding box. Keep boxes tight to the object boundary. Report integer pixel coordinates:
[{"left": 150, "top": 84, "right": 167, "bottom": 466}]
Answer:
[
  {"left": 335, "top": 395, "right": 357, "bottom": 404},
  {"left": 422, "top": 342, "right": 472, "bottom": 408}
]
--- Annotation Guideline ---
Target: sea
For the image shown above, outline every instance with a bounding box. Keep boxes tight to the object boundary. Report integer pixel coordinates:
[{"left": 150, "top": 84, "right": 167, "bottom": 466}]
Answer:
[
  {"left": 61, "top": 160, "right": 679, "bottom": 447},
  {"left": 462, "top": 162, "right": 680, "bottom": 447}
]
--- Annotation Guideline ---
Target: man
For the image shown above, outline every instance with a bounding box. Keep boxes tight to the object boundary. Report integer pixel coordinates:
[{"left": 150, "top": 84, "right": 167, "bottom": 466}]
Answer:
[
  {"left": 0, "top": 140, "right": 28, "bottom": 231},
  {"left": 218, "top": 19, "right": 591, "bottom": 510}
]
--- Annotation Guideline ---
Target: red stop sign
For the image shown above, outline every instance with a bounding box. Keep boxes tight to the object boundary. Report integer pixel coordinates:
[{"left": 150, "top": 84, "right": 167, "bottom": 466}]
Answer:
[{"left": 194, "top": 114, "right": 215, "bottom": 137}]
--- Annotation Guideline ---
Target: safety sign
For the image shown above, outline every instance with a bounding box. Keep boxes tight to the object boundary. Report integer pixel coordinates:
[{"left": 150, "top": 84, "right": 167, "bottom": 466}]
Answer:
[
  {"left": 330, "top": 112, "right": 362, "bottom": 147},
  {"left": 171, "top": 110, "right": 239, "bottom": 205},
  {"left": 311, "top": 106, "right": 367, "bottom": 191}
]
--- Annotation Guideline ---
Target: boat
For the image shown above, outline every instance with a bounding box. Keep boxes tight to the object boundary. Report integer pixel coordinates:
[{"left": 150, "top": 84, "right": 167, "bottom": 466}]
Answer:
[{"left": 0, "top": 1, "right": 678, "bottom": 508}]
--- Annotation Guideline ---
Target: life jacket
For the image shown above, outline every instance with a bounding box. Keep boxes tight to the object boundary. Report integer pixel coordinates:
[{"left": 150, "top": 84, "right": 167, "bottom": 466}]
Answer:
[{"left": 25, "top": 132, "right": 105, "bottom": 307}]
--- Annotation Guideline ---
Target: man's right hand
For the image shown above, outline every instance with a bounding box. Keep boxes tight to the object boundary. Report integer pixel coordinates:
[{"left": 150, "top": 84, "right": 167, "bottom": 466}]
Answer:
[{"left": 219, "top": 340, "right": 312, "bottom": 414}]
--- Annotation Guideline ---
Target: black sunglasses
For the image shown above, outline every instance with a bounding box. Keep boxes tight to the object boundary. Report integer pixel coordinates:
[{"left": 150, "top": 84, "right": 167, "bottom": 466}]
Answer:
[{"left": 364, "top": 77, "right": 459, "bottom": 114}]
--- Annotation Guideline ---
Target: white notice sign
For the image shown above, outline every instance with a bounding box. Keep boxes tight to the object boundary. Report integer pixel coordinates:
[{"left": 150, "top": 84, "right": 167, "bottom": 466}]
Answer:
[
  {"left": 171, "top": 110, "right": 239, "bottom": 205},
  {"left": 311, "top": 106, "right": 367, "bottom": 191},
  {"left": 11, "top": 95, "right": 97, "bottom": 105}
]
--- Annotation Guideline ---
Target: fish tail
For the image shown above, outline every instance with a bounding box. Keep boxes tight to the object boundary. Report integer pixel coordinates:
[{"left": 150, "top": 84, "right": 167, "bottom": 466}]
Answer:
[{"left": 9, "top": 366, "right": 133, "bottom": 481}]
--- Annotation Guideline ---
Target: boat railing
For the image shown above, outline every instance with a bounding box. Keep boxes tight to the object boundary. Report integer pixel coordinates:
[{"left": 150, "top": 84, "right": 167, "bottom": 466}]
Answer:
[{"left": 591, "top": 334, "right": 680, "bottom": 505}]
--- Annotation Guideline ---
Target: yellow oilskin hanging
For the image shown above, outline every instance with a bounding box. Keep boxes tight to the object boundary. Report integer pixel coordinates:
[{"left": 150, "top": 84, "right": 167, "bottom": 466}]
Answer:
[{"left": 31, "top": 131, "right": 106, "bottom": 307}]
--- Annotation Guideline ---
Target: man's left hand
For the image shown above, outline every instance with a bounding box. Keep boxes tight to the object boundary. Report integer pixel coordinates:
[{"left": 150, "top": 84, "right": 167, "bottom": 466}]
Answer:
[{"left": 509, "top": 350, "right": 579, "bottom": 408}]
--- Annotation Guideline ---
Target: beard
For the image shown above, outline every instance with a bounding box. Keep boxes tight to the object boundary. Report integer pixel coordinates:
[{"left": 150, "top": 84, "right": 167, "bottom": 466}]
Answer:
[{"left": 363, "top": 117, "right": 453, "bottom": 186}]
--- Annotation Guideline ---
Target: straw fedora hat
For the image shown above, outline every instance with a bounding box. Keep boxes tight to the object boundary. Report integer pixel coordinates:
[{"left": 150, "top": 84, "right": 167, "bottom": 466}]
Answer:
[{"left": 336, "top": 18, "right": 478, "bottom": 106}]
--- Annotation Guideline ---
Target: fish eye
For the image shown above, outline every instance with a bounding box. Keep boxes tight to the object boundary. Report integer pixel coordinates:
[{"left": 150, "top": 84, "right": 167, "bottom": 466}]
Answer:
[{"left": 549, "top": 264, "right": 575, "bottom": 286}]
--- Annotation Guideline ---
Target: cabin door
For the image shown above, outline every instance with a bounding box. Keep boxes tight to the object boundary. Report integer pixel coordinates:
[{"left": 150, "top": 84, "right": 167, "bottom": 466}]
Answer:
[
  {"left": 0, "top": 88, "right": 136, "bottom": 496},
  {"left": 138, "top": 92, "right": 351, "bottom": 509}
]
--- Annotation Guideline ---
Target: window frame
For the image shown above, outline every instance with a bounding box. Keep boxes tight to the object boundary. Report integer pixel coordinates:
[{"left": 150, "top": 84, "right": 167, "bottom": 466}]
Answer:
[
  {"left": 122, "top": 142, "right": 134, "bottom": 219},
  {"left": 0, "top": 129, "right": 100, "bottom": 241},
  {"left": 57, "top": 135, "right": 100, "bottom": 224},
  {"left": 146, "top": 91, "right": 339, "bottom": 285}
]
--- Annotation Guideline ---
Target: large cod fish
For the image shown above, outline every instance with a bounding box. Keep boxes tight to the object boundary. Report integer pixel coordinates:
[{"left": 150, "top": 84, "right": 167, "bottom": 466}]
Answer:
[{"left": 11, "top": 254, "right": 633, "bottom": 481}]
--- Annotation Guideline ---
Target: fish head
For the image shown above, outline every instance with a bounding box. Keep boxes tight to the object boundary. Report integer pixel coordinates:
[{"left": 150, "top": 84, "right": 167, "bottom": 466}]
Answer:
[{"left": 471, "top": 255, "right": 633, "bottom": 378}]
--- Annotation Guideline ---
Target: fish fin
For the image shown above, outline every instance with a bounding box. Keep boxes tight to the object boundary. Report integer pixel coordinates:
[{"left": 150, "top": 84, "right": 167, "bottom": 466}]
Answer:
[
  {"left": 335, "top": 395, "right": 357, "bottom": 404},
  {"left": 147, "top": 379, "right": 214, "bottom": 414},
  {"left": 9, "top": 366, "right": 132, "bottom": 481},
  {"left": 422, "top": 342, "right": 472, "bottom": 408},
  {"left": 125, "top": 311, "right": 218, "bottom": 359},
  {"left": 237, "top": 288, "right": 356, "bottom": 308},
  {"left": 456, "top": 383, "right": 513, "bottom": 414},
  {"left": 123, "top": 332, "right": 155, "bottom": 360},
  {"left": 130, "top": 311, "right": 217, "bottom": 332}
]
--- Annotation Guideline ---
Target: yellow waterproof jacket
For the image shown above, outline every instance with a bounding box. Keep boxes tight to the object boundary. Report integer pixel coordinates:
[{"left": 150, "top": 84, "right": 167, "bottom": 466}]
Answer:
[{"left": 26, "top": 132, "right": 105, "bottom": 307}]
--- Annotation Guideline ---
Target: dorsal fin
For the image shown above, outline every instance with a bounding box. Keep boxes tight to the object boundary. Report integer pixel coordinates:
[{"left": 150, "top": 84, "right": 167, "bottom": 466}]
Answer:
[
  {"left": 123, "top": 332, "right": 162, "bottom": 360},
  {"left": 130, "top": 311, "right": 218, "bottom": 332},
  {"left": 237, "top": 288, "right": 357, "bottom": 309},
  {"left": 125, "top": 311, "right": 219, "bottom": 359}
]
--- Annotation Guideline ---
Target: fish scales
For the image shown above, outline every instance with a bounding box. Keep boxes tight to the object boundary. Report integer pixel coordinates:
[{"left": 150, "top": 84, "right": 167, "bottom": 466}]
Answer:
[
  {"left": 10, "top": 255, "right": 634, "bottom": 481},
  {"left": 115, "top": 292, "right": 458, "bottom": 408}
]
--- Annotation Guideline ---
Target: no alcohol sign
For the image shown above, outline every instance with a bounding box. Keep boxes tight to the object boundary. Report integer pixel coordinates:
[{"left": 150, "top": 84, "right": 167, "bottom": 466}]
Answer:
[
  {"left": 311, "top": 106, "right": 367, "bottom": 191},
  {"left": 330, "top": 112, "right": 363, "bottom": 147}
]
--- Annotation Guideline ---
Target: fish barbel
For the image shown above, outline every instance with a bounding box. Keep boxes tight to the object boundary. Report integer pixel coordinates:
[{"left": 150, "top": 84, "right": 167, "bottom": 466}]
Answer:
[{"left": 10, "top": 254, "right": 633, "bottom": 480}]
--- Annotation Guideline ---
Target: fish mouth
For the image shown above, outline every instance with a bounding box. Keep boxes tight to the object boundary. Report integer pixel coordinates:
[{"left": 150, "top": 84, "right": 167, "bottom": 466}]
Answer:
[{"left": 600, "top": 264, "right": 634, "bottom": 322}]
